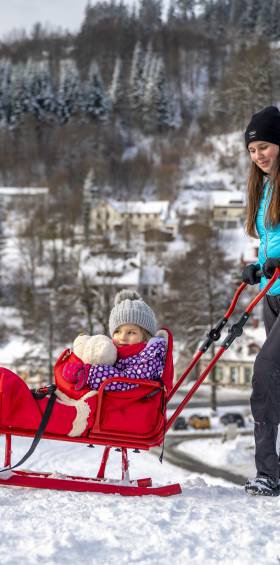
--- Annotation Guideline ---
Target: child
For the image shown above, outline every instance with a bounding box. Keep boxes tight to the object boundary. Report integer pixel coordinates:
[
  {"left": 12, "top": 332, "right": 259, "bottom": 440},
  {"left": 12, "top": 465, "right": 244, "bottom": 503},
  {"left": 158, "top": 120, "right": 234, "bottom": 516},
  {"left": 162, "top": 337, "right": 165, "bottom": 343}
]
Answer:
[
  {"left": 63, "top": 289, "right": 167, "bottom": 392},
  {"left": 242, "top": 106, "right": 280, "bottom": 497}
]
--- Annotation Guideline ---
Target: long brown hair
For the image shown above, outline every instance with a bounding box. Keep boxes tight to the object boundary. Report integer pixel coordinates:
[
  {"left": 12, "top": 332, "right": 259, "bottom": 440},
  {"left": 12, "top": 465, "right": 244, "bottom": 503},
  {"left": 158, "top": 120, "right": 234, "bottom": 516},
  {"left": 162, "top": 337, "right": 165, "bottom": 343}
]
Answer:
[{"left": 246, "top": 155, "right": 280, "bottom": 237}]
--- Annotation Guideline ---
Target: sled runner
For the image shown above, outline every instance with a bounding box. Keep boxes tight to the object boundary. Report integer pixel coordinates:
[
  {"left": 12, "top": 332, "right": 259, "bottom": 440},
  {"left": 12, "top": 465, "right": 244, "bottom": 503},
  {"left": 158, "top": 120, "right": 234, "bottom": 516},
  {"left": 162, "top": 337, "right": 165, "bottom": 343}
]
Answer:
[{"left": 0, "top": 269, "right": 279, "bottom": 496}]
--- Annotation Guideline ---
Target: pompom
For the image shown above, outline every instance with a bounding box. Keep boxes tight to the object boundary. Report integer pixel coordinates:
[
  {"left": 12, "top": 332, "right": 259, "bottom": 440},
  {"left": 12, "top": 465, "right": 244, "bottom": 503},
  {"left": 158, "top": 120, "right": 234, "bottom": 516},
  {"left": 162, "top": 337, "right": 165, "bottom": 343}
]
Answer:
[{"left": 114, "top": 289, "right": 141, "bottom": 306}]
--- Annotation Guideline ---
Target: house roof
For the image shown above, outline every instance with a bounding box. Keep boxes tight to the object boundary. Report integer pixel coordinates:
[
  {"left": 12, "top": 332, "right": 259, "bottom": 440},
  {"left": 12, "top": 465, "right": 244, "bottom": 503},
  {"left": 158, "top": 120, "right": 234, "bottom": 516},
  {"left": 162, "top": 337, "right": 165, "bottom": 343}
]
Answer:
[
  {"left": 0, "top": 187, "right": 49, "bottom": 195},
  {"left": 107, "top": 199, "right": 169, "bottom": 218},
  {"left": 211, "top": 190, "right": 245, "bottom": 207}
]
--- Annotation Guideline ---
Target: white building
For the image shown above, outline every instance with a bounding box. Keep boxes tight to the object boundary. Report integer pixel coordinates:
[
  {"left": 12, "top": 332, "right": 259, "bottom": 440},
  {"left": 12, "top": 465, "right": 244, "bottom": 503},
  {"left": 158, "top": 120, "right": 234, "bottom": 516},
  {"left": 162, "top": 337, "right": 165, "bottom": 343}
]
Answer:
[
  {"left": 79, "top": 250, "right": 166, "bottom": 299},
  {"left": 211, "top": 190, "right": 245, "bottom": 229},
  {"left": 89, "top": 198, "right": 178, "bottom": 237}
]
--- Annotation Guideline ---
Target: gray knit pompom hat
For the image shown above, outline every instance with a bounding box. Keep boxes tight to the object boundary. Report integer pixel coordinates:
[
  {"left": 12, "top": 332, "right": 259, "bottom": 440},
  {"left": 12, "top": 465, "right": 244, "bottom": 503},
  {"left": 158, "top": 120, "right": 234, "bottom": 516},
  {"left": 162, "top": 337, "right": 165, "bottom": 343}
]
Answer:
[{"left": 109, "top": 289, "right": 157, "bottom": 337}]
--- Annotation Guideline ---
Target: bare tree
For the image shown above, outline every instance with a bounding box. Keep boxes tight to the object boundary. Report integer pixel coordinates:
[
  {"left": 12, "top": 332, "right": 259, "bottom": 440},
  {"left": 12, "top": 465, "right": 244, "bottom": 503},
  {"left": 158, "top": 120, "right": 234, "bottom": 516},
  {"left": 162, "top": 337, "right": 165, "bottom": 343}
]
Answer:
[{"left": 164, "top": 210, "right": 237, "bottom": 411}]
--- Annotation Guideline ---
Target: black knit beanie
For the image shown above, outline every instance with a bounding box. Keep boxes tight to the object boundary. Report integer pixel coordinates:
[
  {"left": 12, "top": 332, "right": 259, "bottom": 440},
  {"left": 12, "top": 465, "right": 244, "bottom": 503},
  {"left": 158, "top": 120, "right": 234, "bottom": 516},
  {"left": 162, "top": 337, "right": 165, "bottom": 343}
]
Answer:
[{"left": 244, "top": 106, "right": 280, "bottom": 149}]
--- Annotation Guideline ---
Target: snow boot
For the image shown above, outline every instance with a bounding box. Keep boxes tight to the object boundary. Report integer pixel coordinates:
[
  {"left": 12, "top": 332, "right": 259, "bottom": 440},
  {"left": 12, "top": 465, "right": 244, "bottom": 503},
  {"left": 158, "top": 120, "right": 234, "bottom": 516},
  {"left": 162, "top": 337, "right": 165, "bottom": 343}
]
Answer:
[{"left": 245, "top": 476, "right": 280, "bottom": 497}]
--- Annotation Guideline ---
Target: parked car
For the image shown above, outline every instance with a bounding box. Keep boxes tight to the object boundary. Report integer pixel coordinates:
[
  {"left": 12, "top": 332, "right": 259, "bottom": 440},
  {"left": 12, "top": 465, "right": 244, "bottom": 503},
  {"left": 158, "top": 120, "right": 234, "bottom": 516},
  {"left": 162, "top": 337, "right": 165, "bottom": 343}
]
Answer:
[
  {"left": 220, "top": 412, "right": 245, "bottom": 428},
  {"left": 188, "top": 414, "right": 211, "bottom": 430},
  {"left": 173, "top": 416, "right": 188, "bottom": 431}
]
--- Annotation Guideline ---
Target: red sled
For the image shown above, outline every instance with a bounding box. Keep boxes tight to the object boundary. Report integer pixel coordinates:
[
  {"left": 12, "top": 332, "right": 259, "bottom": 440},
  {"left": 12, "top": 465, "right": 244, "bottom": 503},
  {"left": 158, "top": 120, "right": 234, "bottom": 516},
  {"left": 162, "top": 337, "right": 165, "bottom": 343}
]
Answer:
[{"left": 0, "top": 269, "right": 279, "bottom": 496}]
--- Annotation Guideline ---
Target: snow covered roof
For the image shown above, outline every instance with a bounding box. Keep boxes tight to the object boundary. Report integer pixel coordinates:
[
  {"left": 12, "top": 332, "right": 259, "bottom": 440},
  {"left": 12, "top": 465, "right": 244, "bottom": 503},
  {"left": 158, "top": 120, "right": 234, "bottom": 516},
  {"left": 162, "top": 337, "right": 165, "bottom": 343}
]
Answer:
[
  {"left": 79, "top": 251, "right": 141, "bottom": 287},
  {"left": 0, "top": 187, "right": 49, "bottom": 195},
  {"left": 211, "top": 190, "right": 245, "bottom": 207},
  {"left": 108, "top": 199, "right": 169, "bottom": 218}
]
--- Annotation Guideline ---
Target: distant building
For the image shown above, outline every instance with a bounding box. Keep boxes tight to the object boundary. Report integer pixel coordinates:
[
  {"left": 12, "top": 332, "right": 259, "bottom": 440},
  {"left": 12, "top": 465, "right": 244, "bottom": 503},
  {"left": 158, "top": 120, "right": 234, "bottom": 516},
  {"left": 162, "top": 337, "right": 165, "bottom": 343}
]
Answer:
[
  {"left": 0, "top": 187, "right": 49, "bottom": 197},
  {"left": 90, "top": 199, "right": 177, "bottom": 237},
  {"left": 82, "top": 170, "right": 178, "bottom": 239},
  {"left": 80, "top": 250, "right": 166, "bottom": 298},
  {"left": 211, "top": 190, "right": 245, "bottom": 229},
  {"left": 199, "top": 325, "right": 264, "bottom": 387}
]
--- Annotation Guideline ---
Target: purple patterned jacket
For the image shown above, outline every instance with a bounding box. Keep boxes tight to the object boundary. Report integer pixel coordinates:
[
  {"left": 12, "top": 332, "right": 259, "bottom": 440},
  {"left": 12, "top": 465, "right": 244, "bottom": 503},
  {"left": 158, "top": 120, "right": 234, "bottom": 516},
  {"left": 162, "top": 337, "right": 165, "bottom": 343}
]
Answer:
[{"left": 87, "top": 337, "right": 166, "bottom": 392}]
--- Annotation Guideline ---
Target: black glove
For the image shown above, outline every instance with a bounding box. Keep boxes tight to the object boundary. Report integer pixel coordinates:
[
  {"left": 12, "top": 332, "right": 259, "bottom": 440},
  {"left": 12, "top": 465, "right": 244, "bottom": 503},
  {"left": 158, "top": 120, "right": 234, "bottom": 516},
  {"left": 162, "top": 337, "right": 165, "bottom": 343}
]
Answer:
[
  {"left": 262, "top": 258, "right": 280, "bottom": 279},
  {"left": 242, "top": 264, "right": 261, "bottom": 285}
]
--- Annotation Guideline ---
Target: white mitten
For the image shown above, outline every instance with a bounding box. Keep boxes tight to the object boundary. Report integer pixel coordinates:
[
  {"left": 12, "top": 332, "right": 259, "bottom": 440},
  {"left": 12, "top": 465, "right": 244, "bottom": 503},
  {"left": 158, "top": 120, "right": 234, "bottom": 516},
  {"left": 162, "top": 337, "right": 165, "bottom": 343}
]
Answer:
[
  {"left": 82, "top": 335, "right": 117, "bottom": 365},
  {"left": 73, "top": 334, "right": 90, "bottom": 360}
]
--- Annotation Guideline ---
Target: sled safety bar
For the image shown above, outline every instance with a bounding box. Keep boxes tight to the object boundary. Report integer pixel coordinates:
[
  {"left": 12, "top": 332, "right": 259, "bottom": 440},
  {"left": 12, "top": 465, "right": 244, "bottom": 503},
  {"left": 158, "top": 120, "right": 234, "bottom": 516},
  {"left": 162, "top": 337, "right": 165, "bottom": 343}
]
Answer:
[{"left": 166, "top": 267, "right": 280, "bottom": 431}]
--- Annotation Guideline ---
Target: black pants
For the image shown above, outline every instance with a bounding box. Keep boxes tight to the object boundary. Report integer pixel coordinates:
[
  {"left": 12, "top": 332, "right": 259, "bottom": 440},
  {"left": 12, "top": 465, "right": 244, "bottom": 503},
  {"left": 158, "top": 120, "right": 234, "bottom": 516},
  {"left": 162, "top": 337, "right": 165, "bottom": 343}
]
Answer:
[{"left": 251, "top": 295, "right": 280, "bottom": 480}]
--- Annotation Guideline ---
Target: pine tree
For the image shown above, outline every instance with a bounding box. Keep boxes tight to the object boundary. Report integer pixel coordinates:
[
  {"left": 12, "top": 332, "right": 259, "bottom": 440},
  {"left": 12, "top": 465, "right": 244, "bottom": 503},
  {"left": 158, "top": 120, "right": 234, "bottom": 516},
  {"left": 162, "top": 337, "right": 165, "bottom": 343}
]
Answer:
[
  {"left": 129, "top": 41, "right": 145, "bottom": 112},
  {"left": 9, "top": 63, "right": 26, "bottom": 127},
  {"left": 154, "top": 57, "right": 171, "bottom": 129},
  {"left": 82, "top": 61, "right": 109, "bottom": 121},
  {"left": 56, "top": 58, "right": 81, "bottom": 124},
  {"left": 0, "top": 59, "right": 9, "bottom": 125},
  {"left": 138, "top": 0, "right": 162, "bottom": 31},
  {"left": 175, "top": 0, "right": 196, "bottom": 21},
  {"left": 142, "top": 54, "right": 171, "bottom": 131},
  {"left": 109, "top": 57, "right": 123, "bottom": 110},
  {"left": 0, "top": 60, "right": 13, "bottom": 126},
  {"left": 26, "top": 59, "right": 55, "bottom": 121}
]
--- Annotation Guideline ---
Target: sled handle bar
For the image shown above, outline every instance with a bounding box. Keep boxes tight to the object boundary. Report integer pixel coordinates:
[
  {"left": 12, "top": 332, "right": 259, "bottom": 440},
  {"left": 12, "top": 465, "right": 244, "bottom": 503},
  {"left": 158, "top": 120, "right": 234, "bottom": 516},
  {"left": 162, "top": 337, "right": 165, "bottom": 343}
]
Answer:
[
  {"left": 167, "top": 280, "right": 248, "bottom": 401},
  {"left": 166, "top": 268, "right": 280, "bottom": 417}
]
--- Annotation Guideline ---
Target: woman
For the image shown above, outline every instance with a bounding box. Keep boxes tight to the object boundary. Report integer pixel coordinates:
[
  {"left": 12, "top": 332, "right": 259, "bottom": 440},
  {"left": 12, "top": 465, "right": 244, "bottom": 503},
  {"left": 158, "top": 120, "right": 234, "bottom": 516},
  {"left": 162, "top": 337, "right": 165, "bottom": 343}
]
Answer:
[{"left": 242, "top": 106, "right": 280, "bottom": 496}]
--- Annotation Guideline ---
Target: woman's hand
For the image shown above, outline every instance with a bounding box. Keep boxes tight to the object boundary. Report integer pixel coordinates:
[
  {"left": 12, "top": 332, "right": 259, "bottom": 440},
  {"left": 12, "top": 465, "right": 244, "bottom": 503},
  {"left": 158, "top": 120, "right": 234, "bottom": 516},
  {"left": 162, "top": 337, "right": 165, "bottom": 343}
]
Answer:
[
  {"left": 263, "top": 258, "right": 280, "bottom": 279},
  {"left": 242, "top": 264, "right": 261, "bottom": 285}
]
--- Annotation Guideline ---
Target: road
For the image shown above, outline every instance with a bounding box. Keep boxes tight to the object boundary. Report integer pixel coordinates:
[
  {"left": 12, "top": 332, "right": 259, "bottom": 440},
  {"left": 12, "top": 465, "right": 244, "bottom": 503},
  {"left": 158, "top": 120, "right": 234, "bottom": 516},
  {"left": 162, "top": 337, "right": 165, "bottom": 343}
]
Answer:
[
  {"left": 161, "top": 385, "right": 252, "bottom": 485},
  {"left": 167, "top": 398, "right": 250, "bottom": 409},
  {"left": 154, "top": 434, "right": 249, "bottom": 486},
  {"left": 168, "top": 385, "right": 251, "bottom": 410}
]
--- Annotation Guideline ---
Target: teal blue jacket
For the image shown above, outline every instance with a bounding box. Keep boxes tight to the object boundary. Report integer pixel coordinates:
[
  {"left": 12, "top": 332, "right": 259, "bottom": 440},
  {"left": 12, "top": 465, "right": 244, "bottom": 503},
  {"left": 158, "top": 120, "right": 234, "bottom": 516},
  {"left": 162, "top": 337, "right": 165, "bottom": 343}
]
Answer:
[{"left": 256, "top": 180, "right": 280, "bottom": 295}]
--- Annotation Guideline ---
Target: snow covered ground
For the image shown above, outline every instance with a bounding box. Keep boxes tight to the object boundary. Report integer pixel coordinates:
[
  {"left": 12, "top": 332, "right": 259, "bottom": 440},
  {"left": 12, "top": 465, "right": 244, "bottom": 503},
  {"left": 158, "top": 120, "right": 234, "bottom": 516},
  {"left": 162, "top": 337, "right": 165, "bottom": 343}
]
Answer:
[{"left": 1, "top": 435, "right": 280, "bottom": 565}]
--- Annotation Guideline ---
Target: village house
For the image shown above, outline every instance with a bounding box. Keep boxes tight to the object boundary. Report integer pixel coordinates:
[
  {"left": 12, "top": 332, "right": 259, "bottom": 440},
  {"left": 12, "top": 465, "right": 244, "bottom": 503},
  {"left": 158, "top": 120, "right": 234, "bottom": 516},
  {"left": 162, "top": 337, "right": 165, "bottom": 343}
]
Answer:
[
  {"left": 211, "top": 190, "right": 245, "bottom": 229},
  {"left": 0, "top": 186, "right": 49, "bottom": 205},
  {"left": 89, "top": 198, "right": 178, "bottom": 238},
  {"left": 80, "top": 250, "right": 165, "bottom": 298}
]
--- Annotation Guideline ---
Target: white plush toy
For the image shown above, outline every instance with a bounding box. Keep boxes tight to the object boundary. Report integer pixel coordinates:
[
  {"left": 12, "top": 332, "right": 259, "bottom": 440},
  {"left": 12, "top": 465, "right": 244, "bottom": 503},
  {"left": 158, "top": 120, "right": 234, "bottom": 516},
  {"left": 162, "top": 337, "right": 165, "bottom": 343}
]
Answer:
[{"left": 73, "top": 334, "right": 117, "bottom": 366}]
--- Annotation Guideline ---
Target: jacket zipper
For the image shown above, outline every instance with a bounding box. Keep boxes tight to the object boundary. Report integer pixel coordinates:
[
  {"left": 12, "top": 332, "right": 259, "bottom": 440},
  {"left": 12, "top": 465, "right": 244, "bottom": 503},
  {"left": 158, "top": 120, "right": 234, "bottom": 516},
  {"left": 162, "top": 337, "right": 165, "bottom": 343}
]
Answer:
[{"left": 263, "top": 182, "right": 272, "bottom": 260}]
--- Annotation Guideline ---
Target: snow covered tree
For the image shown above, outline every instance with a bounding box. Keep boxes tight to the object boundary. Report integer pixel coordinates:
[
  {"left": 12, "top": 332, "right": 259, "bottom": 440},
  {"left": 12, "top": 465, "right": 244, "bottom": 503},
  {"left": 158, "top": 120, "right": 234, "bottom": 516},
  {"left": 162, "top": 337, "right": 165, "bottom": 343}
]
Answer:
[
  {"left": 109, "top": 57, "right": 123, "bottom": 111},
  {"left": 142, "top": 55, "right": 171, "bottom": 131},
  {"left": 129, "top": 42, "right": 145, "bottom": 112},
  {"left": 138, "top": 0, "right": 162, "bottom": 31},
  {"left": 56, "top": 58, "right": 81, "bottom": 125},
  {"left": 82, "top": 61, "right": 109, "bottom": 121},
  {"left": 0, "top": 59, "right": 13, "bottom": 126},
  {"left": 174, "top": 0, "right": 196, "bottom": 20},
  {"left": 25, "top": 59, "right": 56, "bottom": 122},
  {"left": 153, "top": 57, "right": 171, "bottom": 129},
  {"left": 6, "top": 65, "right": 23, "bottom": 127}
]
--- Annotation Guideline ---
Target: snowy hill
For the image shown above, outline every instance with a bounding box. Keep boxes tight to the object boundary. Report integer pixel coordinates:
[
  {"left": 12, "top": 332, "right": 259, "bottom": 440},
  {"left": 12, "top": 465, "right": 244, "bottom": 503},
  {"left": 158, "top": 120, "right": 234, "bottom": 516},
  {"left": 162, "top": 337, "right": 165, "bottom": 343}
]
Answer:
[
  {"left": 0, "top": 129, "right": 260, "bottom": 378},
  {"left": 0, "top": 436, "right": 279, "bottom": 565}
]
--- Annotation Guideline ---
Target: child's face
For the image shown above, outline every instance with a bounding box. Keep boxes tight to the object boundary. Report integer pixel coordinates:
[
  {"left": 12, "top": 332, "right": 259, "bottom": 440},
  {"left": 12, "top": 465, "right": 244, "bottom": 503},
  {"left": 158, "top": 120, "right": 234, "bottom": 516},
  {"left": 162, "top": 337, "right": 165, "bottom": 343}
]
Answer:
[{"left": 113, "top": 324, "right": 144, "bottom": 345}]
